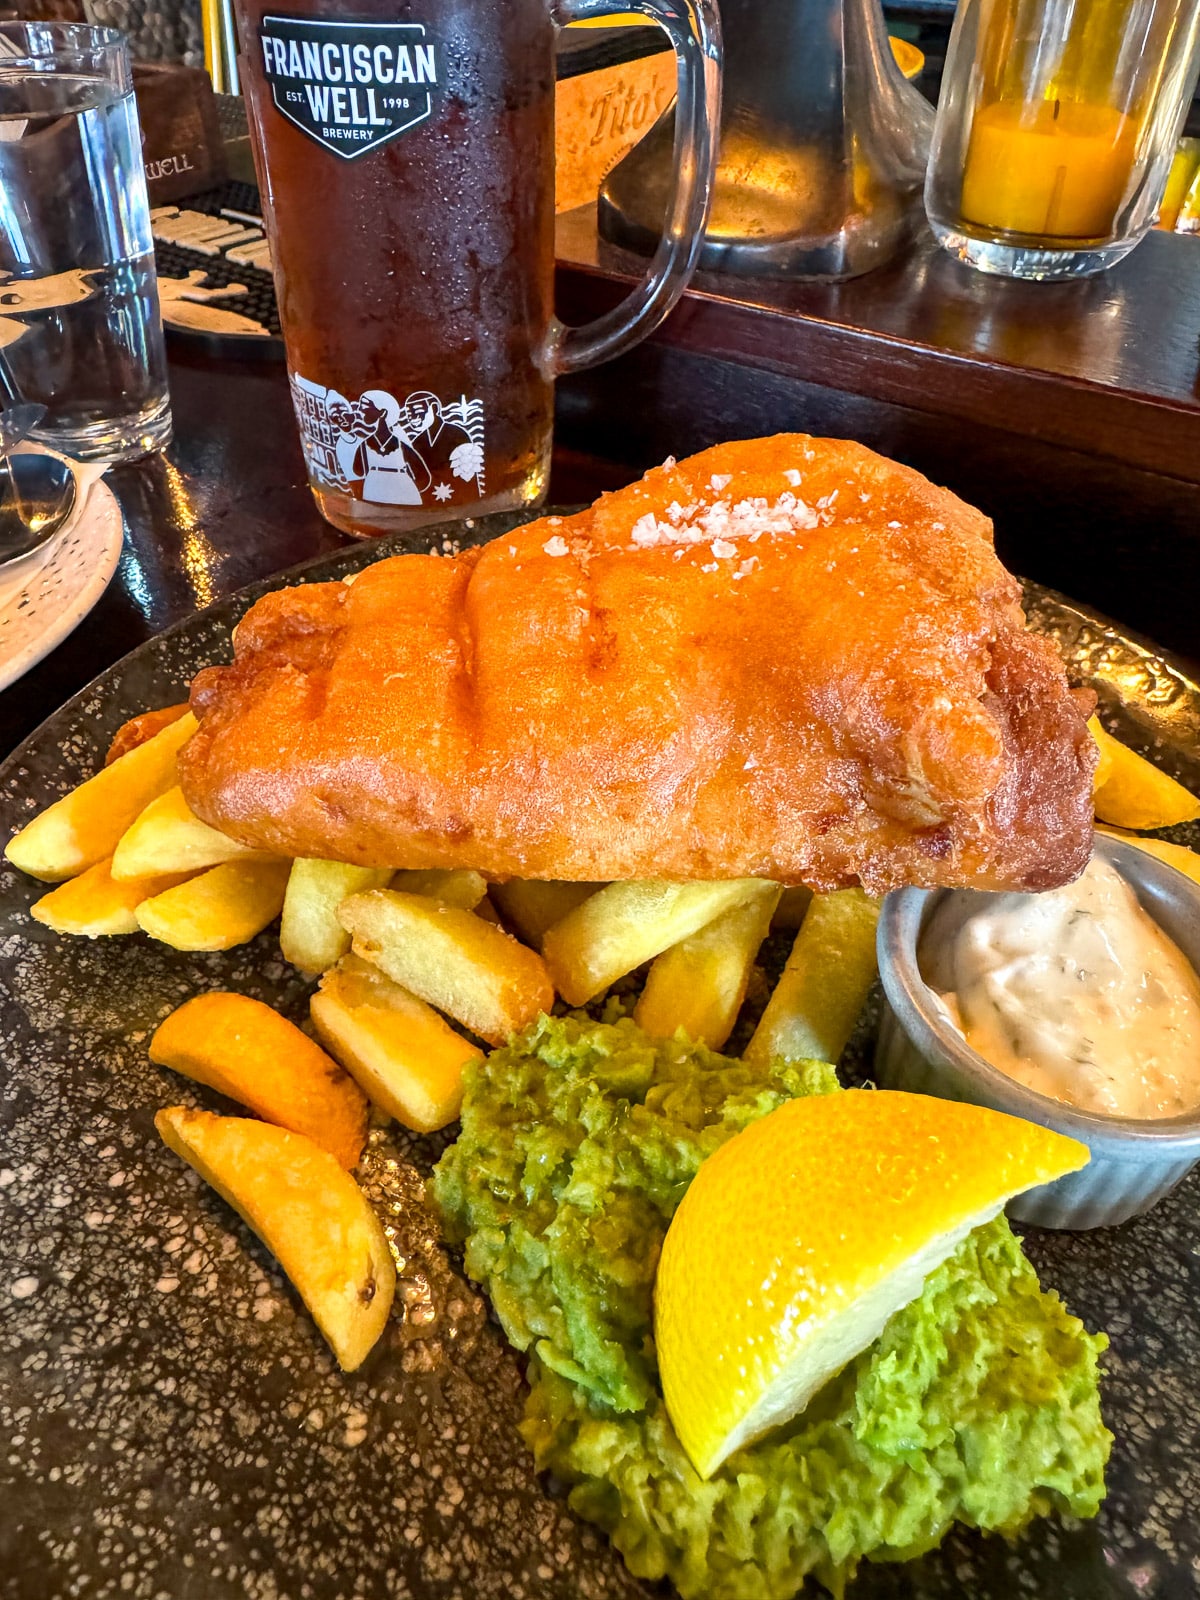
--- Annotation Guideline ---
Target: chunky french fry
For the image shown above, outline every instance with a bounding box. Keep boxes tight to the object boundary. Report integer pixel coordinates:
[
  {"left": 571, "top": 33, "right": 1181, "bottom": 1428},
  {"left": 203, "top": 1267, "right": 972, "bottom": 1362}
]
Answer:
[
  {"left": 311, "top": 954, "right": 482, "bottom": 1132},
  {"left": 744, "top": 889, "right": 881, "bottom": 1067},
  {"left": 771, "top": 886, "right": 814, "bottom": 930},
  {"left": 635, "top": 885, "right": 780, "bottom": 1050},
  {"left": 1087, "top": 715, "right": 1113, "bottom": 792},
  {"left": 338, "top": 889, "right": 554, "bottom": 1046},
  {"left": 30, "top": 857, "right": 194, "bottom": 937},
  {"left": 150, "top": 992, "right": 368, "bottom": 1168},
  {"left": 106, "top": 703, "right": 190, "bottom": 766},
  {"left": 112, "top": 786, "right": 267, "bottom": 880},
  {"left": 491, "top": 879, "right": 603, "bottom": 950},
  {"left": 389, "top": 867, "right": 487, "bottom": 911},
  {"left": 135, "top": 858, "right": 291, "bottom": 951},
  {"left": 155, "top": 1106, "right": 394, "bottom": 1371},
  {"left": 6, "top": 712, "right": 198, "bottom": 882},
  {"left": 542, "top": 878, "right": 770, "bottom": 1006},
  {"left": 280, "top": 859, "right": 392, "bottom": 974},
  {"left": 1091, "top": 719, "right": 1200, "bottom": 829},
  {"left": 1097, "top": 824, "right": 1200, "bottom": 888}
]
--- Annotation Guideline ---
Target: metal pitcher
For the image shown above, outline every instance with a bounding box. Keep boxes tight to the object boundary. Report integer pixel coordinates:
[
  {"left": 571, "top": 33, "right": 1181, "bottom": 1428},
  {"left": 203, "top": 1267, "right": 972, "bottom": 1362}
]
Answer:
[{"left": 600, "top": 0, "right": 933, "bottom": 279}]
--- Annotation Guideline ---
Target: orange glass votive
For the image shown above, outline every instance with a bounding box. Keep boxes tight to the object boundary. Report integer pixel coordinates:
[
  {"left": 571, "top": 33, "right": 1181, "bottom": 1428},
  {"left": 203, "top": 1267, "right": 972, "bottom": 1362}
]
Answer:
[
  {"left": 925, "top": 0, "right": 1200, "bottom": 278},
  {"left": 960, "top": 100, "right": 1137, "bottom": 239}
]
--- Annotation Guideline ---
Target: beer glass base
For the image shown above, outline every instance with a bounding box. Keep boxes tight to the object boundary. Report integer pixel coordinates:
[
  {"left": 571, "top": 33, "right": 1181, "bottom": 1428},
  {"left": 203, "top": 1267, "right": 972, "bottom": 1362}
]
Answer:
[
  {"left": 929, "top": 220, "right": 1145, "bottom": 280},
  {"left": 30, "top": 394, "right": 174, "bottom": 465},
  {"left": 312, "top": 476, "right": 550, "bottom": 540}
]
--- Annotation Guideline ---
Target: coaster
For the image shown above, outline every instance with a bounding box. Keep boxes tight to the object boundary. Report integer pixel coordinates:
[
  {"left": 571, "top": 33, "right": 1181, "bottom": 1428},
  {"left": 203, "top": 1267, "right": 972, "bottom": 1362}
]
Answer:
[{"left": 0, "top": 471, "right": 123, "bottom": 693}]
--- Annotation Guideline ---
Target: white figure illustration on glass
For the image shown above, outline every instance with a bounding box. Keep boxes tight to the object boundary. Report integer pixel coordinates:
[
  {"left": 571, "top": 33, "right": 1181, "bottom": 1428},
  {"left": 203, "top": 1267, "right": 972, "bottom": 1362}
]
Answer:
[{"left": 291, "top": 379, "right": 486, "bottom": 506}]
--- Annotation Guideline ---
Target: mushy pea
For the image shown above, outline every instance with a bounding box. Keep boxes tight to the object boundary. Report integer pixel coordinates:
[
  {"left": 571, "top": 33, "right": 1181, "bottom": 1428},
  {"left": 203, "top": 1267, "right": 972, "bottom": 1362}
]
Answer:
[{"left": 431, "top": 1015, "right": 1110, "bottom": 1599}]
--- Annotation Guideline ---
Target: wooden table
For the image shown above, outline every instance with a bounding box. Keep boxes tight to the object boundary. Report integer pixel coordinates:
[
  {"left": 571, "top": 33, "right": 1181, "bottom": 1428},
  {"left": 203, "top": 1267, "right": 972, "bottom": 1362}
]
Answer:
[{"left": 2, "top": 209, "right": 1197, "bottom": 757}]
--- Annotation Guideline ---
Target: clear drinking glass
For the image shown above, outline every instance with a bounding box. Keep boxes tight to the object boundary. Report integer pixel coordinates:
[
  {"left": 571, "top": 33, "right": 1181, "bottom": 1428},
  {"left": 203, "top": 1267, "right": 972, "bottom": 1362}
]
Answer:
[
  {"left": 926, "top": 0, "right": 1200, "bottom": 278},
  {"left": 0, "top": 22, "right": 171, "bottom": 461}
]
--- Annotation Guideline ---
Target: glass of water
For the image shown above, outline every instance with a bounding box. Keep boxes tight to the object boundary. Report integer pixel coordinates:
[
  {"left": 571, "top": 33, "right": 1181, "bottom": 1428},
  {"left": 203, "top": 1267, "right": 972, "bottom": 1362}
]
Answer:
[{"left": 0, "top": 22, "right": 171, "bottom": 462}]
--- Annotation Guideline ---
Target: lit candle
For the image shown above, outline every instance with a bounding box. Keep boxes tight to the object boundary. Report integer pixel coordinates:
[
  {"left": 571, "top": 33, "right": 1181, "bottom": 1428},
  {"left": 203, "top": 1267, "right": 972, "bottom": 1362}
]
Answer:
[{"left": 960, "top": 99, "right": 1138, "bottom": 239}]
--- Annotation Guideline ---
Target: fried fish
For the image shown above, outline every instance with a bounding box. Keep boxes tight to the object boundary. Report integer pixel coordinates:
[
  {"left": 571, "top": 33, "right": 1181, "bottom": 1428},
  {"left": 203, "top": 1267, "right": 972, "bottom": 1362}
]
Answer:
[{"left": 178, "top": 436, "right": 1096, "bottom": 894}]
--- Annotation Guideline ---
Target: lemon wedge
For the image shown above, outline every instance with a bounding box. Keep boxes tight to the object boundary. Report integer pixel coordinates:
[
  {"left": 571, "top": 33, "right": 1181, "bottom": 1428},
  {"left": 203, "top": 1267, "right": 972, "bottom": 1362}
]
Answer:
[
  {"left": 1087, "top": 714, "right": 1114, "bottom": 791},
  {"left": 655, "top": 1090, "right": 1087, "bottom": 1479},
  {"left": 889, "top": 35, "right": 925, "bottom": 80}
]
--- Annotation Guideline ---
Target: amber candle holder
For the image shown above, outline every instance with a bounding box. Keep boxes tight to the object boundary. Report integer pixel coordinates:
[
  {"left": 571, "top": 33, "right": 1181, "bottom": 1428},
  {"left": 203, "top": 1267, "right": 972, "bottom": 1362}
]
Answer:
[{"left": 926, "top": 0, "right": 1200, "bottom": 279}]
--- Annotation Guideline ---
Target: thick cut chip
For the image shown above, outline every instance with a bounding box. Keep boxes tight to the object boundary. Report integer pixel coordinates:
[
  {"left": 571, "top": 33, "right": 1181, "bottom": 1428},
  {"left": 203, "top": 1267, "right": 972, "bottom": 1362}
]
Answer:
[
  {"left": 136, "top": 858, "right": 291, "bottom": 951},
  {"left": 6, "top": 712, "right": 197, "bottom": 882},
  {"left": 112, "top": 786, "right": 269, "bottom": 880},
  {"left": 745, "top": 890, "right": 880, "bottom": 1067},
  {"left": 389, "top": 867, "right": 487, "bottom": 910},
  {"left": 311, "top": 954, "right": 482, "bottom": 1132},
  {"left": 280, "top": 859, "right": 393, "bottom": 974},
  {"left": 656, "top": 1090, "right": 1088, "bottom": 1478},
  {"left": 635, "top": 886, "right": 780, "bottom": 1050},
  {"left": 1090, "top": 719, "right": 1200, "bottom": 829},
  {"left": 543, "top": 879, "right": 769, "bottom": 1006},
  {"left": 155, "top": 1106, "right": 394, "bottom": 1371},
  {"left": 30, "top": 857, "right": 195, "bottom": 937},
  {"left": 106, "top": 703, "right": 190, "bottom": 766},
  {"left": 491, "top": 880, "right": 603, "bottom": 950},
  {"left": 150, "top": 992, "right": 367, "bottom": 1169},
  {"left": 474, "top": 895, "right": 503, "bottom": 926},
  {"left": 1097, "top": 824, "right": 1200, "bottom": 887},
  {"left": 1087, "top": 716, "right": 1113, "bottom": 792},
  {"left": 771, "top": 886, "right": 813, "bottom": 930},
  {"left": 338, "top": 890, "right": 554, "bottom": 1046}
]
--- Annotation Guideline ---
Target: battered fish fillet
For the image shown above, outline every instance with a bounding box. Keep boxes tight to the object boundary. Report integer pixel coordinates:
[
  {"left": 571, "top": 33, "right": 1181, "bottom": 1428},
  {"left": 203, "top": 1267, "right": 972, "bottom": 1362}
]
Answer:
[{"left": 179, "top": 436, "right": 1096, "bottom": 894}]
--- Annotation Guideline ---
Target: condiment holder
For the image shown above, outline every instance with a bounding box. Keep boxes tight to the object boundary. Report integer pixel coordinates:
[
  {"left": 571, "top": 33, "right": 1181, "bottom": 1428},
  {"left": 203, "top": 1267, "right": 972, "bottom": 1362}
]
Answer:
[
  {"left": 599, "top": 0, "right": 932, "bottom": 279},
  {"left": 875, "top": 833, "right": 1200, "bottom": 1229}
]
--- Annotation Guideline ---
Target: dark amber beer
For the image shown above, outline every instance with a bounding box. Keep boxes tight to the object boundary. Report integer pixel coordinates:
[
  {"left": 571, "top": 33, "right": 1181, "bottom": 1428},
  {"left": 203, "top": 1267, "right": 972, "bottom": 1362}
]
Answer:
[{"left": 234, "top": 0, "right": 720, "bottom": 536}]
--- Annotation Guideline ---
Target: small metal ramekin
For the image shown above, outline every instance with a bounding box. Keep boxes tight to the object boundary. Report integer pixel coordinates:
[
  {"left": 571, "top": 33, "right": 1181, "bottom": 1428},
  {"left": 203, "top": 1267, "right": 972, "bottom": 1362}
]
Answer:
[{"left": 875, "top": 833, "right": 1200, "bottom": 1230}]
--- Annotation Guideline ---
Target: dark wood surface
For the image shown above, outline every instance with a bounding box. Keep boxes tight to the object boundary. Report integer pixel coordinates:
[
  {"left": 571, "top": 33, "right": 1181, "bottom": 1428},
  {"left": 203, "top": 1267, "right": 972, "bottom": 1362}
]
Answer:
[
  {"left": 557, "top": 206, "right": 1200, "bottom": 483},
  {"left": 0, "top": 347, "right": 341, "bottom": 759}
]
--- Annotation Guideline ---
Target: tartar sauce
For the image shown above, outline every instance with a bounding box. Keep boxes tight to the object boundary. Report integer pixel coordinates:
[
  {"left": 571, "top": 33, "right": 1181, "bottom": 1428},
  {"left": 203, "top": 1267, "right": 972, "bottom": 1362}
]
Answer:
[{"left": 920, "top": 856, "right": 1200, "bottom": 1119}]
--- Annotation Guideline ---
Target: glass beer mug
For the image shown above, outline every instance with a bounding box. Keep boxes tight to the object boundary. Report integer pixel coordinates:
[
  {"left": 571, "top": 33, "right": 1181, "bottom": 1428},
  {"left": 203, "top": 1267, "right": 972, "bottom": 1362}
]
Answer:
[{"left": 235, "top": 0, "right": 720, "bottom": 535}]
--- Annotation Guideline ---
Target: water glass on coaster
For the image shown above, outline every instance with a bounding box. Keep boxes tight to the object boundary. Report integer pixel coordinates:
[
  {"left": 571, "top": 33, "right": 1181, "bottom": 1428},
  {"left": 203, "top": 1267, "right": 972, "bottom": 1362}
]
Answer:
[
  {"left": 234, "top": 0, "right": 720, "bottom": 537},
  {"left": 925, "top": 0, "right": 1200, "bottom": 279},
  {"left": 0, "top": 22, "right": 171, "bottom": 462}
]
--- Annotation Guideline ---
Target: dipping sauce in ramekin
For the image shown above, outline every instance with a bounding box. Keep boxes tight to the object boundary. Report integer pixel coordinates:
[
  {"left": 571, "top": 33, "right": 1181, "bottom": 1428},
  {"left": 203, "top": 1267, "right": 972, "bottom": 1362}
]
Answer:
[
  {"left": 875, "top": 835, "right": 1200, "bottom": 1228},
  {"left": 920, "top": 855, "right": 1200, "bottom": 1121}
]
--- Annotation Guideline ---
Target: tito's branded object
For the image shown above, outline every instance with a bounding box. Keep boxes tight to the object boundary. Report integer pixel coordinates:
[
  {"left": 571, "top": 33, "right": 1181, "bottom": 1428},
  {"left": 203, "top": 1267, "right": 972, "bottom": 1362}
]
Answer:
[{"left": 235, "top": 0, "right": 720, "bottom": 538}]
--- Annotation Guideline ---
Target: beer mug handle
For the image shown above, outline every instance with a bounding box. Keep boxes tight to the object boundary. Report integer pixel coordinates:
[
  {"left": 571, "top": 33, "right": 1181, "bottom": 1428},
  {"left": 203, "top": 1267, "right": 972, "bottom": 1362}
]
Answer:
[{"left": 546, "top": 0, "right": 721, "bottom": 376}]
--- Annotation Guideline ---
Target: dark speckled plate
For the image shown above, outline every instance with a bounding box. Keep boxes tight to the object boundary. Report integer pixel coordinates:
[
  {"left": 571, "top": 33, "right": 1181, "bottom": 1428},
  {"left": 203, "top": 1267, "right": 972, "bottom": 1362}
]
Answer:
[{"left": 2, "top": 514, "right": 1199, "bottom": 1600}]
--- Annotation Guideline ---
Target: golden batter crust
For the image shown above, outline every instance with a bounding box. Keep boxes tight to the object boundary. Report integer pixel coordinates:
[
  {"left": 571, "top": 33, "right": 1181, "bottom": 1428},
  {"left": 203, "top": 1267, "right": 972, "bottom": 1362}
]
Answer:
[{"left": 179, "top": 436, "right": 1096, "bottom": 894}]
